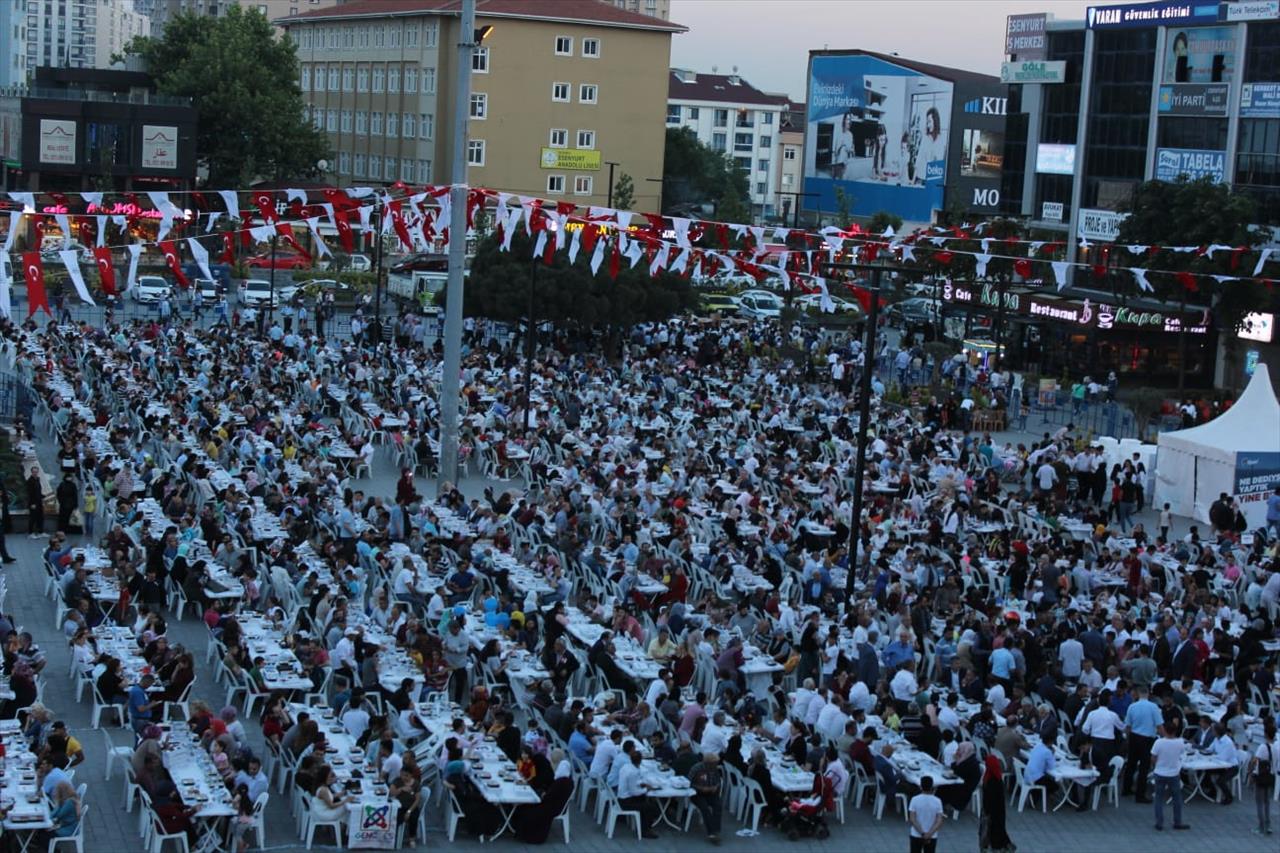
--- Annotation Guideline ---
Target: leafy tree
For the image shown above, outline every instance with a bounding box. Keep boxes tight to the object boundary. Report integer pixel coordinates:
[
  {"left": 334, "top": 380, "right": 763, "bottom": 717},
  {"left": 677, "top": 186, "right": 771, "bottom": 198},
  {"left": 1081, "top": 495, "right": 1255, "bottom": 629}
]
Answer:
[
  {"left": 833, "top": 186, "right": 853, "bottom": 227},
  {"left": 464, "top": 231, "right": 696, "bottom": 330},
  {"left": 866, "top": 210, "right": 903, "bottom": 236},
  {"left": 122, "top": 6, "right": 329, "bottom": 186},
  {"left": 1116, "top": 177, "right": 1275, "bottom": 390},
  {"left": 661, "top": 127, "right": 749, "bottom": 217},
  {"left": 612, "top": 173, "right": 635, "bottom": 211}
]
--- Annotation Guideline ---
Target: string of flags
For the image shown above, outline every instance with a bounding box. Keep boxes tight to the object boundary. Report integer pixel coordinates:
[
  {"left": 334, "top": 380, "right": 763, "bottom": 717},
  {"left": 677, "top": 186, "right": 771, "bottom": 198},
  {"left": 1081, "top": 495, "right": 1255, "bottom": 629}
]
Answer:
[{"left": 1, "top": 182, "right": 1276, "bottom": 320}]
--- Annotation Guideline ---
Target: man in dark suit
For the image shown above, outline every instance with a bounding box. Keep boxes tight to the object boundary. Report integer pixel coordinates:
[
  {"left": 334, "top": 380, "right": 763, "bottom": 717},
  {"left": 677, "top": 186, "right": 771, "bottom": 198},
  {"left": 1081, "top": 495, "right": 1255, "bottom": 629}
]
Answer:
[{"left": 1170, "top": 628, "right": 1196, "bottom": 680}]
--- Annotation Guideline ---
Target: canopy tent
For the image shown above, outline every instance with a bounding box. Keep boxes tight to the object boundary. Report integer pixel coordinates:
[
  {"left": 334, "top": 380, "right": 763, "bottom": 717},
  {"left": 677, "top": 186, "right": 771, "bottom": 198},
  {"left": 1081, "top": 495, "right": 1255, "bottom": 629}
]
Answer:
[{"left": 1154, "top": 363, "right": 1280, "bottom": 529}]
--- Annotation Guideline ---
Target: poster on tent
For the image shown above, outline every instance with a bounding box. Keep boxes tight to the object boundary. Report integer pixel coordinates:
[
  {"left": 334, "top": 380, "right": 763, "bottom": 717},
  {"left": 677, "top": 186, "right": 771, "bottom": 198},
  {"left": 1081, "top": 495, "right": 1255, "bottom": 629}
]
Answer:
[
  {"left": 348, "top": 801, "right": 398, "bottom": 849},
  {"left": 1234, "top": 450, "right": 1280, "bottom": 529}
]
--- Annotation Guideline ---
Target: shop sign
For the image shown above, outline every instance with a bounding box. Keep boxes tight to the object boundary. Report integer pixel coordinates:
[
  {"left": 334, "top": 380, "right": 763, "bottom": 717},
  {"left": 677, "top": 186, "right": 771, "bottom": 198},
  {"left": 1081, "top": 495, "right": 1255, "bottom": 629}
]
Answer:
[
  {"left": 1006, "top": 13, "right": 1048, "bottom": 59},
  {"left": 1077, "top": 208, "right": 1128, "bottom": 240},
  {"left": 1157, "top": 83, "right": 1229, "bottom": 115},
  {"left": 1001, "top": 60, "right": 1067, "bottom": 84},
  {"left": 1087, "top": 1, "right": 1221, "bottom": 29},
  {"left": 1241, "top": 82, "right": 1280, "bottom": 118},
  {"left": 140, "top": 125, "right": 178, "bottom": 170},
  {"left": 1041, "top": 201, "right": 1064, "bottom": 221},
  {"left": 1222, "top": 0, "right": 1279, "bottom": 21},
  {"left": 1154, "top": 147, "right": 1226, "bottom": 182},
  {"left": 38, "top": 119, "right": 76, "bottom": 164}
]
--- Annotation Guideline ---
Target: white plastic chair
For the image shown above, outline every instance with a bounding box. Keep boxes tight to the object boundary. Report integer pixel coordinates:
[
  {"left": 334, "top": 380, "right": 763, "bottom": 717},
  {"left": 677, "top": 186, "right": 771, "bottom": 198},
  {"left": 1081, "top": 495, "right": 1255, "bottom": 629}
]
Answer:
[
  {"left": 100, "top": 729, "right": 132, "bottom": 782},
  {"left": 47, "top": 802, "right": 88, "bottom": 853},
  {"left": 601, "top": 786, "right": 642, "bottom": 840},
  {"left": 444, "top": 789, "right": 466, "bottom": 842},
  {"left": 301, "top": 792, "right": 344, "bottom": 849},
  {"left": 247, "top": 792, "right": 269, "bottom": 848},
  {"left": 1012, "top": 759, "right": 1048, "bottom": 813},
  {"left": 147, "top": 805, "right": 189, "bottom": 853},
  {"left": 89, "top": 682, "right": 125, "bottom": 729}
]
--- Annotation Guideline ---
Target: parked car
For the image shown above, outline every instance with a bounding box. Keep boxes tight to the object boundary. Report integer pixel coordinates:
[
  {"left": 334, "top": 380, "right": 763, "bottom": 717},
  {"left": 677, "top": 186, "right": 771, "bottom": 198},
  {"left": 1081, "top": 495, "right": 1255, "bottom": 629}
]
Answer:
[
  {"left": 697, "top": 293, "right": 740, "bottom": 316},
  {"left": 131, "top": 275, "right": 172, "bottom": 304},
  {"left": 796, "top": 294, "right": 862, "bottom": 315},
  {"left": 246, "top": 251, "right": 310, "bottom": 270},
  {"left": 885, "top": 297, "right": 941, "bottom": 326},
  {"left": 238, "top": 278, "right": 298, "bottom": 308},
  {"left": 193, "top": 278, "right": 222, "bottom": 302},
  {"left": 736, "top": 289, "right": 784, "bottom": 319}
]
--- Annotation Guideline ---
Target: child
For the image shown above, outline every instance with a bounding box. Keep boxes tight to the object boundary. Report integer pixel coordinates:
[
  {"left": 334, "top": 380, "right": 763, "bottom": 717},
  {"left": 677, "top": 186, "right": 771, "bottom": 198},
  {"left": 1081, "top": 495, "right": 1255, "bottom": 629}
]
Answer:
[
  {"left": 230, "top": 783, "right": 255, "bottom": 852},
  {"left": 81, "top": 487, "right": 96, "bottom": 540},
  {"left": 1159, "top": 503, "right": 1172, "bottom": 542}
]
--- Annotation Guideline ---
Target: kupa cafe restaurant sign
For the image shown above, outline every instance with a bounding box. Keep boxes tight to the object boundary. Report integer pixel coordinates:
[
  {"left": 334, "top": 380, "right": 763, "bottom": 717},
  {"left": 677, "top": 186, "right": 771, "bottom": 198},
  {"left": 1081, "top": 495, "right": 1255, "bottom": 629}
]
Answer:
[{"left": 940, "top": 280, "right": 1210, "bottom": 334}]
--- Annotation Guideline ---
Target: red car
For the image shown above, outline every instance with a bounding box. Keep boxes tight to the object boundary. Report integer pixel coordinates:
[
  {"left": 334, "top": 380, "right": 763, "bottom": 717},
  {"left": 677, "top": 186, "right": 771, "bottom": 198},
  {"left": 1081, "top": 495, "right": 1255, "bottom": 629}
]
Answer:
[{"left": 246, "top": 252, "right": 310, "bottom": 270}]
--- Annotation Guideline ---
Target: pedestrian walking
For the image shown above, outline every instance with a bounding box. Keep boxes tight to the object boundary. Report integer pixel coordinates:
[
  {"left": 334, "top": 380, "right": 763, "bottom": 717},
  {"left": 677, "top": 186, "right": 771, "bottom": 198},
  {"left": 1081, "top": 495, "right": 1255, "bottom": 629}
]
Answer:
[
  {"left": 1251, "top": 721, "right": 1277, "bottom": 835},
  {"left": 1151, "top": 721, "right": 1190, "bottom": 831},
  {"left": 24, "top": 468, "right": 45, "bottom": 538},
  {"left": 909, "top": 775, "right": 944, "bottom": 853},
  {"left": 81, "top": 485, "right": 97, "bottom": 540},
  {"left": 55, "top": 472, "right": 77, "bottom": 533},
  {"left": 0, "top": 475, "right": 16, "bottom": 563}
]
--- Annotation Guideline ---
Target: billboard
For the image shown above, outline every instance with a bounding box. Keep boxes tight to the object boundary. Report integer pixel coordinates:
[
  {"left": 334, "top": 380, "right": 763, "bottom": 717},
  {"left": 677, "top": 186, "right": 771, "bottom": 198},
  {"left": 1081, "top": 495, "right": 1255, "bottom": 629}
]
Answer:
[
  {"left": 960, "top": 129, "right": 1004, "bottom": 178},
  {"left": 1087, "top": 1, "right": 1221, "bottom": 29},
  {"left": 1005, "top": 13, "right": 1048, "bottom": 60},
  {"left": 140, "top": 125, "right": 178, "bottom": 170},
  {"left": 38, "top": 119, "right": 76, "bottom": 165},
  {"left": 805, "top": 54, "right": 954, "bottom": 222},
  {"left": 1001, "top": 60, "right": 1067, "bottom": 84},
  {"left": 1077, "top": 208, "right": 1129, "bottom": 240},
  {"left": 1241, "top": 82, "right": 1280, "bottom": 117},
  {"left": 1162, "top": 26, "right": 1236, "bottom": 84},
  {"left": 1155, "top": 147, "right": 1226, "bottom": 182},
  {"left": 1222, "top": 1, "right": 1280, "bottom": 21},
  {"left": 1235, "top": 451, "right": 1280, "bottom": 529},
  {"left": 1157, "top": 83, "right": 1229, "bottom": 115},
  {"left": 1035, "top": 142, "right": 1076, "bottom": 174},
  {"left": 539, "top": 148, "right": 601, "bottom": 170}
]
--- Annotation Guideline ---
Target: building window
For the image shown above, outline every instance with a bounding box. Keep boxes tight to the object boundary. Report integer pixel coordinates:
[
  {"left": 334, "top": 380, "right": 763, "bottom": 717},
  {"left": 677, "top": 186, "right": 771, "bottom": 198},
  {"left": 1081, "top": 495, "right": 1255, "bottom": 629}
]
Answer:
[
  {"left": 312, "top": 108, "right": 323, "bottom": 130},
  {"left": 761, "top": 112, "right": 773, "bottom": 125},
  {"left": 757, "top": 158, "right": 769, "bottom": 172},
  {"left": 576, "top": 129, "right": 595, "bottom": 149},
  {"left": 470, "top": 93, "right": 487, "bottom": 119},
  {"left": 353, "top": 153, "right": 365, "bottom": 176},
  {"left": 714, "top": 109, "right": 728, "bottom": 127},
  {"left": 425, "top": 22, "right": 438, "bottom": 48},
  {"left": 400, "top": 158, "right": 413, "bottom": 181},
  {"left": 687, "top": 106, "right": 699, "bottom": 120},
  {"left": 370, "top": 111, "right": 383, "bottom": 135},
  {"left": 579, "top": 84, "right": 597, "bottom": 103},
  {"left": 386, "top": 113, "right": 398, "bottom": 137},
  {"left": 389, "top": 25, "right": 401, "bottom": 48},
  {"left": 574, "top": 176, "right": 593, "bottom": 195},
  {"left": 358, "top": 25, "right": 369, "bottom": 48},
  {"left": 403, "top": 113, "right": 415, "bottom": 137},
  {"left": 783, "top": 145, "right": 797, "bottom": 160},
  {"left": 369, "top": 155, "right": 381, "bottom": 179},
  {"left": 554, "top": 35, "right": 572, "bottom": 55},
  {"left": 711, "top": 132, "right": 727, "bottom": 152},
  {"left": 734, "top": 132, "right": 752, "bottom": 152},
  {"left": 736, "top": 109, "right": 753, "bottom": 127},
  {"left": 338, "top": 151, "right": 350, "bottom": 174},
  {"left": 357, "top": 66, "right": 368, "bottom": 92},
  {"left": 373, "top": 25, "right": 384, "bottom": 47},
  {"left": 372, "top": 66, "right": 384, "bottom": 92},
  {"left": 549, "top": 128, "right": 568, "bottom": 148},
  {"left": 422, "top": 67, "right": 436, "bottom": 93},
  {"left": 326, "top": 109, "right": 337, "bottom": 131},
  {"left": 666, "top": 104, "right": 680, "bottom": 123},
  {"left": 405, "top": 23, "right": 418, "bottom": 48},
  {"left": 782, "top": 173, "right": 793, "bottom": 187},
  {"left": 420, "top": 113, "right": 434, "bottom": 138},
  {"left": 356, "top": 111, "right": 367, "bottom": 134},
  {"left": 342, "top": 66, "right": 354, "bottom": 91},
  {"left": 327, "top": 67, "right": 338, "bottom": 91},
  {"left": 582, "top": 38, "right": 600, "bottom": 57},
  {"left": 467, "top": 139, "right": 486, "bottom": 165},
  {"left": 300, "top": 65, "right": 310, "bottom": 90},
  {"left": 387, "top": 67, "right": 399, "bottom": 93},
  {"left": 472, "top": 46, "right": 488, "bottom": 72},
  {"left": 734, "top": 156, "right": 751, "bottom": 171},
  {"left": 547, "top": 174, "right": 566, "bottom": 194},
  {"left": 552, "top": 82, "right": 570, "bottom": 102},
  {"left": 756, "top": 181, "right": 767, "bottom": 195},
  {"left": 340, "top": 110, "right": 352, "bottom": 132},
  {"left": 759, "top": 135, "right": 771, "bottom": 148},
  {"left": 417, "top": 159, "right": 432, "bottom": 182},
  {"left": 405, "top": 67, "right": 417, "bottom": 93}
]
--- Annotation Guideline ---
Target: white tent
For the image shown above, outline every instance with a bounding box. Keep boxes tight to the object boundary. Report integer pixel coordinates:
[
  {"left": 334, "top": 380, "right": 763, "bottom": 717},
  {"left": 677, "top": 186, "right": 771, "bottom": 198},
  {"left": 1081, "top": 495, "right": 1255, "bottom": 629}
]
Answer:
[{"left": 1154, "top": 363, "right": 1280, "bottom": 529}]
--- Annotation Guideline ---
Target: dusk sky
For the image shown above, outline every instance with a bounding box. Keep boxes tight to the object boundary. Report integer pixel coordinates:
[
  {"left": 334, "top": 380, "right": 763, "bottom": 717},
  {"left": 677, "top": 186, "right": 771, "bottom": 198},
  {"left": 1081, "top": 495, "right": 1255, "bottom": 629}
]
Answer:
[{"left": 669, "top": 0, "right": 1092, "bottom": 101}]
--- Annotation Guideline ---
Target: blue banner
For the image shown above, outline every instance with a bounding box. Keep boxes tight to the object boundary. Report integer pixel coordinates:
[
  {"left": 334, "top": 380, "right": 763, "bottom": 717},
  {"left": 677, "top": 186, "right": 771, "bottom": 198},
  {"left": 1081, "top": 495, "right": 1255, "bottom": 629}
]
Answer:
[
  {"left": 804, "top": 54, "right": 954, "bottom": 222},
  {"left": 1154, "top": 147, "right": 1225, "bottom": 182},
  {"left": 1241, "top": 82, "right": 1280, "bottom": 118},
  {"left": 1087, "top": 1, "right": 1221, "bottom": 29}
]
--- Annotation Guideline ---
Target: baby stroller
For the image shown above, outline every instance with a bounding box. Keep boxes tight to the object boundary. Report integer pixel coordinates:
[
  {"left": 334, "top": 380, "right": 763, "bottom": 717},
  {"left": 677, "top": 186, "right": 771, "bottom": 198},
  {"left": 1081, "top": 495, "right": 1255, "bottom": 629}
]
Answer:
[{"left": 779, "top": 796, "right": 830, "bottom": 841}]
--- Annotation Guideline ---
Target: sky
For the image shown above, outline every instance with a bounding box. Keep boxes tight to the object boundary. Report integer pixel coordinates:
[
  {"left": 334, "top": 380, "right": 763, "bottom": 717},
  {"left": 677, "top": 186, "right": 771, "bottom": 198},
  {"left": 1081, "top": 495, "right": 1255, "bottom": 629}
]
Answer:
[{"left": 669, "top": 0, "right": 1092, "bottom": 101}]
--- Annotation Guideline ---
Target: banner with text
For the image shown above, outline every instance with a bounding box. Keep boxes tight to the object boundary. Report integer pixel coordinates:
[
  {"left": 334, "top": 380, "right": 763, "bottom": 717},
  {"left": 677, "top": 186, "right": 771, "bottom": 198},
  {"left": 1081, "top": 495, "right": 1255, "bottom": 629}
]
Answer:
[
  {"left": 1155, "top": 147, "right": 1226, "bottom": 182},
  {"left": 1234, "top": 450, "right": 1280, "bottom": 529}
]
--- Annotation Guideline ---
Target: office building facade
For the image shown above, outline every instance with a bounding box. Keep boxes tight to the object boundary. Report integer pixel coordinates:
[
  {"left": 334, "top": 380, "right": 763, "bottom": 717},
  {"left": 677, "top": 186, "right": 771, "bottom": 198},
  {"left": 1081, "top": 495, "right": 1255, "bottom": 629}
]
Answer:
[{"left": 26, "top": 0, "right": 149, "bottom": 72}]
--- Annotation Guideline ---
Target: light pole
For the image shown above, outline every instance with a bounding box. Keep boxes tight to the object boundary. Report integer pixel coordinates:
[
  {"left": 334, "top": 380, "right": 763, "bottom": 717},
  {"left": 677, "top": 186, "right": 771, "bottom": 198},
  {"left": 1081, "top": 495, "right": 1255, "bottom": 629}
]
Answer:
[
  {"left": 605, "top": 161, "right": 620, "bottom": 209},
  {"left": 523, "top": 259, "right": 537, "bottom": 436}
]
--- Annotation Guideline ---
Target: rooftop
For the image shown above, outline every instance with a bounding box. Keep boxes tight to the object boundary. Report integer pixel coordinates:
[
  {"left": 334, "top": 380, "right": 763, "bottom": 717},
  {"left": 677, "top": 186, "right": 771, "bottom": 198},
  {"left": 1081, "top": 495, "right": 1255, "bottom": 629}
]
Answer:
[
  {"left": 279, "top": 0, "right": 685, "bottom": 33},
  {"left": 808, "top": 48, "right": 1001, "bottom": 86},
  {"left": 668, "top": 69, "right": 791, "bottom": 107}
]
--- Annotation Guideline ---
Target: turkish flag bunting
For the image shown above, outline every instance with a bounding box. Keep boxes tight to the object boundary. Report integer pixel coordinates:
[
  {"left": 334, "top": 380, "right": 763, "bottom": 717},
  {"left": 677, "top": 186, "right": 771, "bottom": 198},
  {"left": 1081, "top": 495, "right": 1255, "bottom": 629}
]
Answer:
[
  {"left": 580, "top": 221, "right": 600, "bottom": 254},
  {"left": 274, "top": 223, "right": 312, "bottom": 261},
  {"left": 542, "top": 231, "right": 557, "bottom": 265},
  {"left": 221, "top": 232, "right": 237, "bottom": 264},
  {"left": 333, "top": 208, "right": 354, "bottom": 253},
  {"left": 159, "top": 240, "right": 190, "bottom": 287},
  {"left": 253, "top": 191, "right": 278, "bottom": 223},
  {"left": 1092, "top": 264, "right": 1107, "bottom": 279},
  {"left": 92, "top": 247, "right": 116, "bottom": 296},
  {"left": 933, "top": 250, "right": 954, "bottom": 266},
  {"left": 22, "top": 252, "right": 49, "bottom": 318},
  {"left": 608, "top": 238, "right": 621, "bottom": 280},
  {"left": 845, "top": 283, "right": 873, "bottom": 313},
  {"left": 391, "top": 210, "right": 413, "bottom": 251},
  {"left": 322, "top": 188, "right": 355, "bottom": 210},
  {"left": 1175, "top": 270, "right": 1198, "bottom": 291},
  {"left": 1014, "top": 258, "right": 1032, "bottom": 278}
]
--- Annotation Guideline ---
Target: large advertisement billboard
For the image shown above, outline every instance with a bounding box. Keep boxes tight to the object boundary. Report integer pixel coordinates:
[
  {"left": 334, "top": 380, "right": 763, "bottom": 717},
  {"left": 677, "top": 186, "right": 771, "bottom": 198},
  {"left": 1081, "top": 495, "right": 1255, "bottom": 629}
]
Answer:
[
  {"left": 805, "top": 54, "right": 954, "bottom": 222},
  {"left": 1162, "top": 25, "right": 1236, "bottom": 84}
]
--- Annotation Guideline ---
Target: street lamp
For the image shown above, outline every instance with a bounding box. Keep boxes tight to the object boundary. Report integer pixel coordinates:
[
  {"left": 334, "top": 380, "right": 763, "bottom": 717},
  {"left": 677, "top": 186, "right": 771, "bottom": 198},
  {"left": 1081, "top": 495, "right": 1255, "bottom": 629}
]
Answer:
[{"left": 605, "top": 161, "right": 620, "bottom": 209}]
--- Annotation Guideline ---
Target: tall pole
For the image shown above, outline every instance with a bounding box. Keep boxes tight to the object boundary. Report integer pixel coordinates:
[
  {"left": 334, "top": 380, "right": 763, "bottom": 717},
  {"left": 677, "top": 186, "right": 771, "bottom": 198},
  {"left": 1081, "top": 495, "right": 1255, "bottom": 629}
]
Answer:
[
  {"left": 847, "top": 267, "right": 880, "bottom": 602},
  {"left": 605, "top": 161, "right": 618, "bottom": 209},
  {"left": 523, "top": 260, "right": 537, "bottom": 437},
  {"left": 438, "top": 0, "right": 476, "bottom": 491},
  {"left": 267, "top": 234, "right": 278, "bottom": 332},
  {"left": 372, "top": 195, "right": 383, "bottom": 351}
]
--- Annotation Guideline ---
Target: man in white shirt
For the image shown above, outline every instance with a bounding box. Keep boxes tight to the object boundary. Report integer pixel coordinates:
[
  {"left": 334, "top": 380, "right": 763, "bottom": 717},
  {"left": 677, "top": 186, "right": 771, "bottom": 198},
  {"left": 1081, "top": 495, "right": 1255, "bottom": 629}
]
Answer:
[
  {"left": 1058, "top": 633, "right": 1085, "bottom": 681},
  {"left": 908, "top": 775, "right": 944, "bottom": 852},
  {"left": 589, "top": 730, "right": 622, "bottom": 779},
  {"left": 816, "top": 699, "right": 849, "bottom": 742},
  {"left": 341, "top": 688, "right": 372, "bottom": 741},
  {"left": 700, "top": 712, "right": 730, "bottom": 756},
  {"left": 1150, "top": 722, "right": 1189, "bottom": 830},
  {"left": 890, "top": 663, "right": 919, "bottom": 705},
  {"left": 804, "top": 688, "right": 828, "bottom": 728},
  {"left": 1082, "top": 689, "right": 1124, "bottom": 778},
  {"left": 616, "top": 751, "right": 659, "bottom": 838},
  {"left": 1036, "top": 460, "right": 1058, "bottom": 494},
  {"left": 792, "top": 679, "right": 816, "bottom": 721}
]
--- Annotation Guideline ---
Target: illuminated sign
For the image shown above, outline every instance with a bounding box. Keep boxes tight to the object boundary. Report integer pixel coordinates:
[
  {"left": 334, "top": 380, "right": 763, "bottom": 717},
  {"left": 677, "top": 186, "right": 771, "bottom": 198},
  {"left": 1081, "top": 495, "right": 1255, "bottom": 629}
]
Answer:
[
  {"left": 1238, "top": 311, "right": 1275, "bottom": 342},
  {"left": 939, "top": 282, "right": 1208, "bottom": 334}
]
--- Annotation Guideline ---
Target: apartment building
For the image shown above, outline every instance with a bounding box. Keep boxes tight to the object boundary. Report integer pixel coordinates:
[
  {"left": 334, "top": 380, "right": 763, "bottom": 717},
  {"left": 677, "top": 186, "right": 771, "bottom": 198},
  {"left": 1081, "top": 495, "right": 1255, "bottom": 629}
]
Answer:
[
  {"left": 607, "top": 0, "right": 670, "bottom": 21},
  {"left": 667, "top": 68, "right": 789, "bottom": 221},
  {"left": 280, "top": 0, "right": 683, "bottom": 211},
  {"left": 0, "top": 5, "right": 29, "bottom": 89},
  {"left": 775, "top": 101, "right": 805, "bottom": 225},
  {"left": 26, "top": 0, "right": 149, "bottom": 72},
  {"left": 143, "top": 0, "right": 341, "bottom": 35}
]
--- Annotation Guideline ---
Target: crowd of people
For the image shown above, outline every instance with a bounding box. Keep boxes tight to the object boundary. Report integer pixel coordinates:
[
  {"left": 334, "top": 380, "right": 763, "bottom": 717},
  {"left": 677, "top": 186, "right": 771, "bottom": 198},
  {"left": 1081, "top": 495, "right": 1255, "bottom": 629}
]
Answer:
[{"left": 0, "top": 300, "right": 1276, "bottom": 852}]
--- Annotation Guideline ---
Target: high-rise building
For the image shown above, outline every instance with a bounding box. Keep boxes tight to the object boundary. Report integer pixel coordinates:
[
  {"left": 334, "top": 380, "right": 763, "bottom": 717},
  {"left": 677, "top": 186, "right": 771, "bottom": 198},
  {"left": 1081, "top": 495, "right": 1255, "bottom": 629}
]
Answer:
[
  {"left": 279, "top": 0, "right": 683, "bottom": 211},
  {"left": 607, "top": 0, "right": 670, "bottom": 21},
  {"left": 667, "top": 68, "right": 790, "bottom": 221},
  {"left": 775, "top": 101, "right": 805, "bottom": 225},
  {"left": 0, "top": 4, "right": 29, "bottom": 89},
  {"left": 147, "top": 1, "right": 347, "bottom": 36},
  {"left": 26, "top": 0, "right": 149, "bottom": 72}
]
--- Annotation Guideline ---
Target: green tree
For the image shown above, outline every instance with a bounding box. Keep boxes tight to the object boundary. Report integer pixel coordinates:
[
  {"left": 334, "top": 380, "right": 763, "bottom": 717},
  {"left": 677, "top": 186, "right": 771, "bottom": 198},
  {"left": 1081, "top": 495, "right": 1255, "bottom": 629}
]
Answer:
[
  {"left": 833, "top": 186, "right": 853, "bottom": 227},
  {"left": 1117, "top": 177, "right": 1274, "bottom": 390},
  {"left": 661, "top": 127, "right": 749, "bottom": 217},
  {"left": 612, "top": 173, "right": 635, "bottom": 211},
  {"left": 122, "top": 6, "right": 329, "bottom": 186},
  {"left": 464, "top": 231, "right": 696, "bottom": 330},
  {"left": 866, "top": 210, "right": 903, "bottom": 236}
]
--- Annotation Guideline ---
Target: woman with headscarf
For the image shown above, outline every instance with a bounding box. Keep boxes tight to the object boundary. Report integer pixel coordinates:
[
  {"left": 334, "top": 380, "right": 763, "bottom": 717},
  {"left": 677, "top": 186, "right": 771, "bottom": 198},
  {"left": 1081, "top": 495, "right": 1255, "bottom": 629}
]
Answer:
[
  {"left": 512, "top": 748, "right": 574, "bottom": 844},
  {"left": 940, "top": 740, "right": 982, "bottom": 813},
  {"left": 979, "top": 754, "right": 1015, "bottom": 852},
  {"left": 2, "top": 660, "right": 36, "bottom": 717}
]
